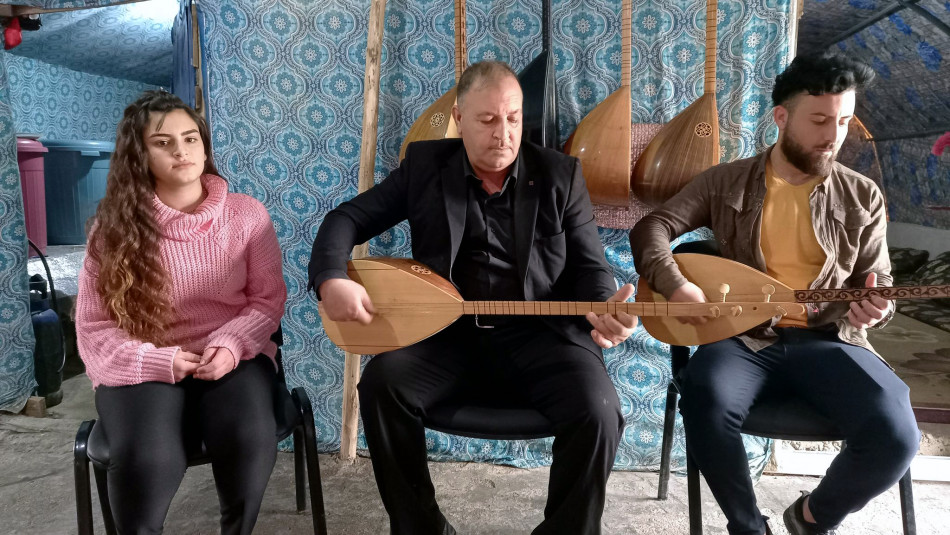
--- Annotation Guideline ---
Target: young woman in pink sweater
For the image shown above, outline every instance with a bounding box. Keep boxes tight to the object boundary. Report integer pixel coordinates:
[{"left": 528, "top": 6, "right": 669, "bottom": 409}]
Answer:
[{"left": 76, "top": 91, "right": 287, "bottom": 534}]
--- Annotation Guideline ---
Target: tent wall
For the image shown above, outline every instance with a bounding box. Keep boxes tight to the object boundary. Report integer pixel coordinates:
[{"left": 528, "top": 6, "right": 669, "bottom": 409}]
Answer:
[
  {"left": 3, "top": 54, "right": 156, "bottom": 142},
  {"left": 0, "top": 58, "right": 37, "bottom": 413}
]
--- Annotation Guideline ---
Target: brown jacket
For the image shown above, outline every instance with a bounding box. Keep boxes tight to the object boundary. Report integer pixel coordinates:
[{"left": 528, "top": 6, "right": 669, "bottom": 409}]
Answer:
[{"left": 630, "top": 147, "right": 893, "bottom": 357}]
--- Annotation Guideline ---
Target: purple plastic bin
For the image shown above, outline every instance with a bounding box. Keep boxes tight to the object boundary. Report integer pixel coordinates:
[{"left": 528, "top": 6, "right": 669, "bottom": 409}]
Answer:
[{"left": 16, "top": 137, "right": 49, "bottom": 257}]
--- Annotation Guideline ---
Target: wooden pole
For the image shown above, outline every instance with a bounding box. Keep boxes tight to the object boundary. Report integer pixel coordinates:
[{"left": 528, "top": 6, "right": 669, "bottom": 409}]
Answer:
[
  {"left": 339, "top": 0, "right": 387, "bottom": 462},
  {"left": 190, "top": 0, "right": 205, "bottom": 118}
]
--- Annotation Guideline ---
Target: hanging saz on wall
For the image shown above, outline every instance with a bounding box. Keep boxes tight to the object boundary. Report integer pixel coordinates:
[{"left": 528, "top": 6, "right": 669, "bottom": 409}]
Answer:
[
  {"left": 562, "top": 0, "right": 634, "bottom": 206},
  {"left": 517, "top": 0, "right": 557, "bottom": 149},
  {"left": 398, "top": 0, "right": 468, "bottom": 160},
  {"left": 631, "top": 0, "right": 721, "bottom": 205}
]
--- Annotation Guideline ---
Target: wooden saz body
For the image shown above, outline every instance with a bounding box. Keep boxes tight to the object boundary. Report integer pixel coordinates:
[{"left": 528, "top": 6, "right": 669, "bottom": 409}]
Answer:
[
  {"left": 631, "top": 0, "right": 720, "bottom": 205},
  {"left": 563, "top": 0, "right": 632, "bottom": 206},
  {"left": 319, "top": 256, "right": 950, "bottom": 353},
  {"left": 518, "top": 0, "right": 557, "bottom": 149},
  {"left": 398, "top": 0, "right": 467, "bottom": 160},
  {"left": 398, "top": 89, "right": 460, "bottom": 161},
  {"left": 320, "top": 258, "right": 466, "bottom": 354},
  {"left": 637, "top": 254, "right": 950, "bottom": 346},
  {"left": 636, "top": 253, "right": 799, "bottom": 346}
]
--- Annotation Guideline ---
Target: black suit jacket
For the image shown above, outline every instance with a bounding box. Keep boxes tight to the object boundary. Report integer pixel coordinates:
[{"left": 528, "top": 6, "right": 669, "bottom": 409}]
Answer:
[{"left": 309, "top": 139, "right": 617, "bottom": 356}]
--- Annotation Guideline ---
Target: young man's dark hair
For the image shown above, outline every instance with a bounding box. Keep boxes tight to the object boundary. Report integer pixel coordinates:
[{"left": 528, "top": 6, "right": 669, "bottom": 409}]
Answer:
[{"left": 772, "top": 51, "right": 875, "bottom": 107}]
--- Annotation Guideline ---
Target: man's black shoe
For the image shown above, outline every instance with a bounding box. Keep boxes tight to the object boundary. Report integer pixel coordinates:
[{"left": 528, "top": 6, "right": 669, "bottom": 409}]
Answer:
[
  {"left": 440, "top": 517, "right": 457, "bottom": 535},
  {"left": 783, "top": 491, "right": 838, "bottom": 535}
]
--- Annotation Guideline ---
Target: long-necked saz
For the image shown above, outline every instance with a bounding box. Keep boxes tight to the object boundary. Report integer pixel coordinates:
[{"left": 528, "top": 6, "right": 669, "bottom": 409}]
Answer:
[
  {"left": 631, "top": 0, "right": 721, "bottom": 205},
  {"left": 317, "top": 256, "right": 950, "bottom": 353},
  {"left": 517, "top": 0, "right": 557, "bottom": 148},
  {"left": 398, "top": 0, "right": 468, "bottom": 160},
  {"left": 562, "top": 0, "right": 633, "bottom": 206}
]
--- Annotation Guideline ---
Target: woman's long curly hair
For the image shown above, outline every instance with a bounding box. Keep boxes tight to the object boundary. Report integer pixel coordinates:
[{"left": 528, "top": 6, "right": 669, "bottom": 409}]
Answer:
[{"left": 87, "top": 90, "right": 219, "bottom": 345}]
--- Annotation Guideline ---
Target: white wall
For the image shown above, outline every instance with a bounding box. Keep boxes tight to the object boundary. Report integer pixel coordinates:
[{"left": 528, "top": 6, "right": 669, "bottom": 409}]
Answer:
[{"left": 888, "top": 222, "right": 950, "bottom": 256}]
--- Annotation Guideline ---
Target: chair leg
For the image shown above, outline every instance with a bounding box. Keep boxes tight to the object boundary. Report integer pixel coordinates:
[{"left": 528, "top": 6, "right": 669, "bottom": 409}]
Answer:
[
  {"left": 293, "top": 427, "right": 306, "bottom": 513},
  {"left": 294, "top": 387, "right": 328, "bottom": 535},
  {"left": 898, "top": 467, "right": 915, "bottom": 535},
  {"left": 74, "top": 420, "right": 95, "bottom": 535},
  {"left": 658, "top": 384, "right": 679, "bottom": 500},
  {"left": 686, "top": 446, "right": 703, "bottom": 535},
  {"left": 93, "top": 465, "right": 117, "bottom": 535}
]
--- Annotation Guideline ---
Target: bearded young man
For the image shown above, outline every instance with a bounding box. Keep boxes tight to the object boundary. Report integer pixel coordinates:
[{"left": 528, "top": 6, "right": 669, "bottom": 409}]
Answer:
[{"left": 630, "top": 52, "right": 920, "bottom": 535}]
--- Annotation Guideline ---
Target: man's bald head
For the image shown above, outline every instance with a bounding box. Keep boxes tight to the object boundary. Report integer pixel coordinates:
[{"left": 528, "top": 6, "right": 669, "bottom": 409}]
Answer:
[{"left": 456, "top": 61, "right": 520, "bottom": 108}]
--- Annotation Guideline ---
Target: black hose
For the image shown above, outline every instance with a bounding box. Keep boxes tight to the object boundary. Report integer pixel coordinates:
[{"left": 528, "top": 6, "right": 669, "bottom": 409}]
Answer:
[
  {"left": 27, "top": 238, "right": 65, "bottom": 376},
  {"left": 27, "top": 238, "right": 58, "bottom": 313}
]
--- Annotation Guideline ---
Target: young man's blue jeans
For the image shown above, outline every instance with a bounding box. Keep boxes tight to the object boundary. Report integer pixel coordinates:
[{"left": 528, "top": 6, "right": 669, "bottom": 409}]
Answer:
[{"left": 679, "top": 327, "right": 920, "bottom": 535}]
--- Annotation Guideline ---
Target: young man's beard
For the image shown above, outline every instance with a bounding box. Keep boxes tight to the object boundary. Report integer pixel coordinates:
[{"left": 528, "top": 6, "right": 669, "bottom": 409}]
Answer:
[{"left": 781, "top": 132, "right": 837, "bottom": 177}]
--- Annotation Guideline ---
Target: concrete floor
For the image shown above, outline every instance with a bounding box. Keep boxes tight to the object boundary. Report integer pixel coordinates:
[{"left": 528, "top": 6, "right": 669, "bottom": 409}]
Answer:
[{"left": 2, "top": 374, "right": 948, "bottom": 535}]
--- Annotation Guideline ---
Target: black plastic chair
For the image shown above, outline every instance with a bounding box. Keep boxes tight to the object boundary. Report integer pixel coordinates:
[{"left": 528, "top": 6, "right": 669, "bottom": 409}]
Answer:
[
  {"left": 423, "top": 394, "right": 555, "bottom": 441},
  {"left": 73, "top": 330, "right": 328, "bottom": 535},
  {"left": 655, "top": 240, "right": 916, "bottom": 535}
]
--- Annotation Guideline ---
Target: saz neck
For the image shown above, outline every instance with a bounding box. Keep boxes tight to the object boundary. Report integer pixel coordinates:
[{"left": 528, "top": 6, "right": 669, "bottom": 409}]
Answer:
[
  {"left": 621, "top": 0, "right": 632, "bottom": 86},
  {"left": 455, "top": 0, "right": 468, "bottom": 82},
  {"left": 461, "top": 300, "right": 769, "bottom": 318},
  {"left": 542, "top": 0, "right": 552, "bottom": 53},
  {"left": 795, "top": 285, "right": 950, "bottom": 303},
  {"left": 704, "top": 0, "right": 717, "bottom": 94}
]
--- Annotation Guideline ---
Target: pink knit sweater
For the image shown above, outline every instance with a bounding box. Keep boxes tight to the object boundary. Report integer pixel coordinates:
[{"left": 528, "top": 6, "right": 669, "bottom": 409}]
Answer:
[{"left": 77, "top": 175, "right": 287, "bottom": 388}]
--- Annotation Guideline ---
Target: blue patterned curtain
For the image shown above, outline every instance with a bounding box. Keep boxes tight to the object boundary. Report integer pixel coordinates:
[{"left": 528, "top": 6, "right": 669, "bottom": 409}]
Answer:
[
  {"left": 7, "top": 0, "right": 177, "bottom": 87},
  {"left": 3, "top": 54, "right": 156, "bottom": 142},
  {"left": 3, "top": 1, "right": 144, "bottom": 9},
  {"left": 799, "top": 0, "right": 950, "bottom": 229},
  {"left": 857, "top": 6, "right": 950, "bottom": 230},
  {"left": 172, "top": 0, "right": 197, "bottom": 108},
  {"left": 200, "top": 0, "right": 788, "bottom": 471},
  {"left": 0, "top": 58, "right": 37, "bottom": 413},
  {"left": 0, "top": 0, "right": 169, "bottom": 413}
]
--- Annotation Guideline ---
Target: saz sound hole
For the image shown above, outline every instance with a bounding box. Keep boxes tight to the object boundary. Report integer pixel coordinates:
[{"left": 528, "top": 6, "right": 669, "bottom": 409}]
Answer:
[
  {"left": 695, "top": 122, "right": 713, "bottom": 137},
  {"left": 411, "top": 265, "right": 432, "bottom": 275},
  {"left": 430, "top": 113, "right": 445, "bottom": 128}
]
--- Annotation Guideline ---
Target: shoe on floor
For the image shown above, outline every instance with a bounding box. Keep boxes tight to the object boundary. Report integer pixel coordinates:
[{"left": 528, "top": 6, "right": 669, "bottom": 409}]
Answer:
[
  {"left": 783, "top": 491, "right": 838, "bottom": 535},
  {"left": 440, "top": 517, "right": 457, "bottom": 535}
]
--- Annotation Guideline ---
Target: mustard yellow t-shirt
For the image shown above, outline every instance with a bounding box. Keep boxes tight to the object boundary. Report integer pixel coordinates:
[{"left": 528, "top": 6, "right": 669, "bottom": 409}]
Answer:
[{"left": 760, "top": 162, "right": 826, "bottom": 327}]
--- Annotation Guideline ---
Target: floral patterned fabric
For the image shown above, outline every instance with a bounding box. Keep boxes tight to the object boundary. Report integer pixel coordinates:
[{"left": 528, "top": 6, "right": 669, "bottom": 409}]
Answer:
[
  {"left": 891, "top": 249, "right": 950, "bottom": 332},
  {"left": 799, "top": 0, "right": 950, "bottom": 230},
  {"left": 0, "top": 60, "right": 37, "bottom": 413},
  {"left": 914, "top": 253, "right": 950, "bottom": 308},
  {"left": 889, "top": 247, "right": 931, "bottom": 279},
  {"left": 898, "top": 300, "right": 950, "bottom": 333},
  {"left": 2, "top": 55, "right": 156, "bottom": 141},
  {"left": 7, "top": 0, "right": 178, "bottom": 87}
]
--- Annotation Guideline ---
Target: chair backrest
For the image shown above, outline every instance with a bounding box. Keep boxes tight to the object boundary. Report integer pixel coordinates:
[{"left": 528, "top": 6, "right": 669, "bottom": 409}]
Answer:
[
  {"left": 267, "top": 325, "right": 303, "bottom": 443},
  {"left": 741, "top": 397, "right": 844, "bottom": 441},
  {"left": 423, "top": 401, "right": 554, "bottom": 441},
  {"left": 272, "top": 326, "right": 287, "bottom": 384},
  {"left": 422, "top": 380, "right": 556, "bottom": 440},
  {"left": 672, "top": 239, "right": 720, "bottom": 257}
]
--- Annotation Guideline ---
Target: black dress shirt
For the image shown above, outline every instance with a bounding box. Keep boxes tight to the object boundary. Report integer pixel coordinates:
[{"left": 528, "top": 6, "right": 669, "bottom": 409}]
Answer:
[{"left": 451, "top": 153, "right": 522, "bottom": 302}]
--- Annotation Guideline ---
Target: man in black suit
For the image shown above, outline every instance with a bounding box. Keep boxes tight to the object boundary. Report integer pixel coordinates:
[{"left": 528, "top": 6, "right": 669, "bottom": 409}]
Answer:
[{"left": 309, "top": 61, "right": 637, "bottom": 535}]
